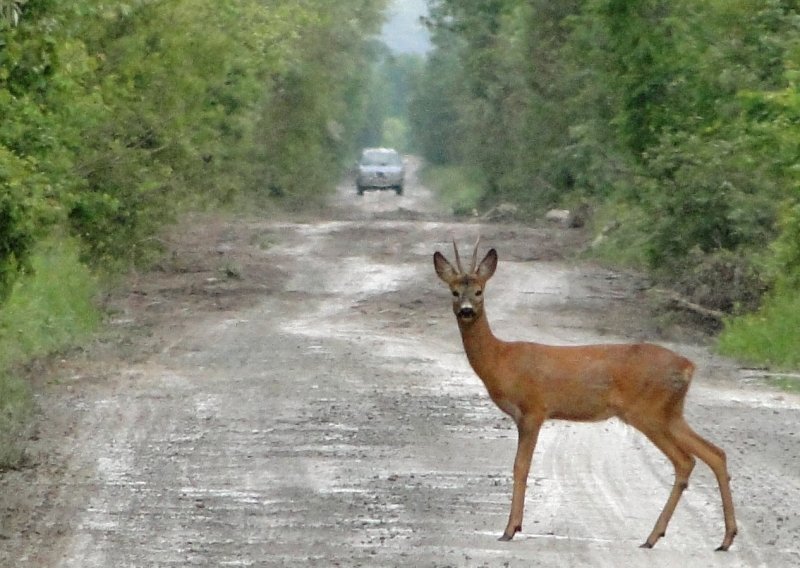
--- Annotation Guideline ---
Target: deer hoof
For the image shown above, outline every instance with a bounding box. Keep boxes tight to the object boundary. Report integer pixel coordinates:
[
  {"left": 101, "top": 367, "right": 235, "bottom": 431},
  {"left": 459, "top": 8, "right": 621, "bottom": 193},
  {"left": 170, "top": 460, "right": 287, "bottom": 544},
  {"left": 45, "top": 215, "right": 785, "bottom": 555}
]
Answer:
[
  {"left": 499, "top": 525, "right": 520, "bottom": 541},
  {"left": 639, "top": 542, "right": 654, "bottom": 549},
  {"left": 716, "top": 530, "right": 736, "bottom": 552}
]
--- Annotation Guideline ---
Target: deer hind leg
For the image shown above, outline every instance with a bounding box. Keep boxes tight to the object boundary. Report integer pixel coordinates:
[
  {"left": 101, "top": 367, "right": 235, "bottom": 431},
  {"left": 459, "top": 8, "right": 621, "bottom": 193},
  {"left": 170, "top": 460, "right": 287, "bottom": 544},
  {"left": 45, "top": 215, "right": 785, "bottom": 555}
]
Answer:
[
  {"left": 670, "top": 418, "right": 738, "bottom": 551},
  {"left": 638, "top": 427, "right": 696, "bottom": 549},
  {"left": 500, "top": 415, "right": 542, "bottom": 541}
]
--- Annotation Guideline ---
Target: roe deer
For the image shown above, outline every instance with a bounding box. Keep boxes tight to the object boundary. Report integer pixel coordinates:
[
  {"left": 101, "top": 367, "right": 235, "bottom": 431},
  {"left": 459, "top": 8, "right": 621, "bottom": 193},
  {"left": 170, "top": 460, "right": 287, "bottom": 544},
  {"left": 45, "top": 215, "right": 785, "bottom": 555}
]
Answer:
[{"left": 433, "top": 238, "right": 737, "bottom": 550}]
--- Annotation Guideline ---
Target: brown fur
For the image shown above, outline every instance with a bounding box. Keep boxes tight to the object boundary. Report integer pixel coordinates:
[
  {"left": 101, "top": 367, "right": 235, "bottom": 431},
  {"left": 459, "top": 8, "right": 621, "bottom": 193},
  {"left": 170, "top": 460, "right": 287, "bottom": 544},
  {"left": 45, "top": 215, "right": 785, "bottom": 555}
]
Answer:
[{"left": 434, "top": 242, "right": 737, "bottom": 550}]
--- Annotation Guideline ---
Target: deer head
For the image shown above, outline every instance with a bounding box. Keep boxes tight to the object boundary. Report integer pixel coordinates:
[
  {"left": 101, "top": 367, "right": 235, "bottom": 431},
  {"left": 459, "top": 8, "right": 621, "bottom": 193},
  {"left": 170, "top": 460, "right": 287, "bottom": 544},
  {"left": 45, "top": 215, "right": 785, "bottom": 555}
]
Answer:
[{"left": 433, "top": 237, "right": 498, "bottom": 323}]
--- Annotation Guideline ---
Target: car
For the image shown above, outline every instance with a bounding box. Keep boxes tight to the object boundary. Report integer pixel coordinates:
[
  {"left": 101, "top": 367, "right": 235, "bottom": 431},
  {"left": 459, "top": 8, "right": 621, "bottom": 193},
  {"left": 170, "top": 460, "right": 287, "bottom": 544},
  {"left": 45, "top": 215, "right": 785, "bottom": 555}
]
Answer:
[{"left": 356, "top": 148, "right": 405, "bottom": 195}]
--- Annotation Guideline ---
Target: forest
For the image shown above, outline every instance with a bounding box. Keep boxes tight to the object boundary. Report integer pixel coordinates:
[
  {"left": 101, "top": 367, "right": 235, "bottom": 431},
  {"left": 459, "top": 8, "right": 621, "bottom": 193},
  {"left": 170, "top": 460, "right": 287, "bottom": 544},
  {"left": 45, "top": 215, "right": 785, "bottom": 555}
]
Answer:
[
  {"left": 408, "top": 0, "right": 800, "bottom": 368},
  {"left": 2, "top": 0, "right": 799, "bottom": 467},
  {"left": 0, "top": 0, "right": 388, "bottom": 465}
]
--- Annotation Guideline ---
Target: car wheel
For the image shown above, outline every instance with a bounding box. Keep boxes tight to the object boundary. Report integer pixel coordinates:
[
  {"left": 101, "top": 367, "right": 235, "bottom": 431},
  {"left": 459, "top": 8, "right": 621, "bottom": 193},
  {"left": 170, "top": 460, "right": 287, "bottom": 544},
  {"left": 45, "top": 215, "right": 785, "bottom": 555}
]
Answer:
[
  {"left": 357, "top": 185, "right": 364, "bottom": 196},
  {"left": 395, "top": 185, "right": 403, "bottom": 195}
]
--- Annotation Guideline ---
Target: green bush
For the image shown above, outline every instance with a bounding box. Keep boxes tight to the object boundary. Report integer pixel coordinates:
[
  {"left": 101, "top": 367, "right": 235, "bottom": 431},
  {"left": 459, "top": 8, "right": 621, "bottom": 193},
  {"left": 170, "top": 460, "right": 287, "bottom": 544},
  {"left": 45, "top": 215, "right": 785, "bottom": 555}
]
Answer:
[
  {"left": 589, "top": 198, "right": 655, "bottom": 269},
  {"left": 411, "top": 0, "right": 800, "bottom": 370},
  {"left": 0, "top": 148, "right": 52, "bottom": 301},
  {"left": 3, "top": 0, "right": 390, "bottom": 279},
  {"left": 0, "top": 237, "right": 99, "bottom": 367},
  {"left": 420, "top": 164, "right": 485, "bottom": 216},
  {"left": 0, "top": 236, "right": 99, "bottom": 470},
  {"left": 768, "top": 201, "right": 800, "bottom": 288},
  {"left": 718, "top": 287, "right": 800, "bottom": 369}
]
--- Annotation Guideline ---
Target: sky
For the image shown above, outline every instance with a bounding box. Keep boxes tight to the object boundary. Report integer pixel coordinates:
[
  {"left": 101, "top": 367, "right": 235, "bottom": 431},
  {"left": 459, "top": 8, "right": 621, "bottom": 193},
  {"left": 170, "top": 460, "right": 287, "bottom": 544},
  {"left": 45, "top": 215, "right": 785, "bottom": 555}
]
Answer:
[{"left": 380, "top": 0, "right": 431, "bottom": 55}]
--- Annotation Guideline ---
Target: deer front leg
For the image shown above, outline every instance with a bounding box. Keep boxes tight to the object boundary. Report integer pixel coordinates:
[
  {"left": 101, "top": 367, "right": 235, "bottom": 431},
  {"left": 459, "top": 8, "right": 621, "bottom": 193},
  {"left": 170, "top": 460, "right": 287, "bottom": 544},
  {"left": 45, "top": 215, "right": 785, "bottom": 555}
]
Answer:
[{"left": 500, "top": 415, "right": 542, "bottom": 541}]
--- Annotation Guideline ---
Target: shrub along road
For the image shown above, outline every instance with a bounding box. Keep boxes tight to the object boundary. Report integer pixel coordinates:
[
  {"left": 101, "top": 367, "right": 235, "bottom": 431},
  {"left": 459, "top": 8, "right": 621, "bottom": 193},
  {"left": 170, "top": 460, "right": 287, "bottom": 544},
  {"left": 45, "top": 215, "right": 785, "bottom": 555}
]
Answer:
[{"left": 1, "top": 162, "right": 799, "bottom": 567}]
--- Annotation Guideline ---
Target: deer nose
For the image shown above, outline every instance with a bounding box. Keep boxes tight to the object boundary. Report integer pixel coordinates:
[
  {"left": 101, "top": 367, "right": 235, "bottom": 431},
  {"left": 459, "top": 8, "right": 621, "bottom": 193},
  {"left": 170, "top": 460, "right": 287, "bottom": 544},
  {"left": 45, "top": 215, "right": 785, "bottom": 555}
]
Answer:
[{"left": 458, "top": 306, "right": 476, "bottom": 319}]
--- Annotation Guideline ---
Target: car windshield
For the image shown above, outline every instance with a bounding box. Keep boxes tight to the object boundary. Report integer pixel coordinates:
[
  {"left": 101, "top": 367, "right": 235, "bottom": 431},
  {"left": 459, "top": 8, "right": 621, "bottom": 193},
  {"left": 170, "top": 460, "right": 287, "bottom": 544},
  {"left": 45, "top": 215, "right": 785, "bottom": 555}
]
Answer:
[{"left": 360, "top": 151, "right": 401, "bottom": 167}]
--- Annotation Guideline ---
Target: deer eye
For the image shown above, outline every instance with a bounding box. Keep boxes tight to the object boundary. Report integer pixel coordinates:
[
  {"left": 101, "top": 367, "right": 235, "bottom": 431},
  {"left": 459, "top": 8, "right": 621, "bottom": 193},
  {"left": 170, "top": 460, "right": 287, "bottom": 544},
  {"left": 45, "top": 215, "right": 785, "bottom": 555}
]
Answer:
[
  {"left": 475, "top": 289, "right": 482, "bottom": 296},
  {"left": 451, "top": 290, "right": 459, "bottom": 298}
]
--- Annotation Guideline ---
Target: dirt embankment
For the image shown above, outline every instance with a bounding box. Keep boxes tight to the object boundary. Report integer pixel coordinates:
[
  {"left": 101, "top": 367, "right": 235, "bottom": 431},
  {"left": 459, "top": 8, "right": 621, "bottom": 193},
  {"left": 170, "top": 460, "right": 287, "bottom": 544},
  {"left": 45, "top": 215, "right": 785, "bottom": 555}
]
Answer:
[{"left": 1, "top": 160, "right": 799, "bottom": 567}]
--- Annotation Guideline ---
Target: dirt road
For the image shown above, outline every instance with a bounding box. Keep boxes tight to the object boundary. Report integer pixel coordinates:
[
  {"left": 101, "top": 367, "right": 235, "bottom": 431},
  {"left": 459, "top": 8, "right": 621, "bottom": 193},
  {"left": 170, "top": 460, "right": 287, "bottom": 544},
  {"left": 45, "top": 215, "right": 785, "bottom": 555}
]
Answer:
[{"left": 2, "top": 160, "right": 799, "bottom": 567}]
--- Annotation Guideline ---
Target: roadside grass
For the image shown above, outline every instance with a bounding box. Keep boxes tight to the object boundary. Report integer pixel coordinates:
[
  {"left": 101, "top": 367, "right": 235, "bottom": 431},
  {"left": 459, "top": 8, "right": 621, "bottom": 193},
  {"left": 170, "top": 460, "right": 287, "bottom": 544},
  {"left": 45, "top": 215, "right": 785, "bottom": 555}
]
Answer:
[
  {"left": 419, "top": 164, "right": 485, "bottom": 216},
  {"left": 588, "top": 199, "right": 800, "bottom": 387},
  {"left": 0, "top": 236, "right": 100, "bottom": 470},
  {"left": 586, "top": 200, "right": 652, "bottom": 270},
  {"left": 763, "top": 375, "right": 800, "bottom": 393},
  {"left": 0, "top": 372, "right": 32, "bottom": 470},
  {"left": 718, "top": 288, "right": 800, "bottom": 372}
]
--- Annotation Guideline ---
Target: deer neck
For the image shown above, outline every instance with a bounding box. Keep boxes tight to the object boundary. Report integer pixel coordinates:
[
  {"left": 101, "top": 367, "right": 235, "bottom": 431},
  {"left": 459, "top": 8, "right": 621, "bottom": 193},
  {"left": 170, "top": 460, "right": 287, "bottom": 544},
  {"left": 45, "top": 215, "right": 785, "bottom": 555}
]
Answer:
[{"left": 457, "top": 310, "right": 504, "bottom": 384}]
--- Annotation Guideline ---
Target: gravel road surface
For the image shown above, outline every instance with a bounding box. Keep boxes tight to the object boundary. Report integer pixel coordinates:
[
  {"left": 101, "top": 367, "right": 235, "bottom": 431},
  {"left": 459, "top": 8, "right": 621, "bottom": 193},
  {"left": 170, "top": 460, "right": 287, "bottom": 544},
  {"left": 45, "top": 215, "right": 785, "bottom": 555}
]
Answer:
[{"left": 1, "top": 160, "right": 798, "bottom": 567}]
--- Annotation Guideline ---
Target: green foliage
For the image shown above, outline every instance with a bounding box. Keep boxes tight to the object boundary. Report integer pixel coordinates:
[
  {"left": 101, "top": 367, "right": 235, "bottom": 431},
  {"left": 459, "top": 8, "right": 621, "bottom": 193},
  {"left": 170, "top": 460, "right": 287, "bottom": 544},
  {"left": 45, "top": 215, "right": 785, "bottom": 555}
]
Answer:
[
  {"left": 420, "top": 164, "right": 485, "bottom": 215},
  {"left": 0, "top": 1, "right": 76, "bottom": 298},
  {"left": 0, "top": 236, "right": 98, "bottom": 368},
  {"left": 381, "top": 117, "right": 409, "bottom": 151},
  {"left": 720, "top": 200, "right": 800, "bottom": 367},
  {"left": 0, "top": 151, "right": 39, "bottom": 299},
  {"left": 408, "top": 48, "right": 465, "bottom": 164},
  {"left": 0, "top": 236, "right": 98, "bottom": 469},
  {"left": 357, "top": 50, "right": 423, "bottom": 152},
  {"left": 588, "top": 198, "right": 653, "bottom": 269},
  {"left": 416, "top": 0, "right": 800, "bottom": 367},
  {"left": 641, "top": 133, "right": 780, "bottom": 271},
  {"left": 0, "top": 0, "right": 390, "bottom": 464},
  {"left": 0, "top": 0, "right": 389, "bottom": 273},
  {"left": 770, "top": 202, "right": 800, "bottom": 287},
  {"left": 249, "top": 2, "right": 390, "bottom": 207},
  {"left": 718, "top": 288, "right": 800, "bottom": 369}
]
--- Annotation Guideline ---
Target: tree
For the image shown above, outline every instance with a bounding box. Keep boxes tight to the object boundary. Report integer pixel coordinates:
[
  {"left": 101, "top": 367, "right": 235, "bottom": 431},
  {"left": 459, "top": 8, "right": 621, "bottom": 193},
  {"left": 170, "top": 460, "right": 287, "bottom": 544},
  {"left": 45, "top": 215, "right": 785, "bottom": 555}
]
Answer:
[{"left": 1, "top": 0, "right": 390, "bottom": 291}]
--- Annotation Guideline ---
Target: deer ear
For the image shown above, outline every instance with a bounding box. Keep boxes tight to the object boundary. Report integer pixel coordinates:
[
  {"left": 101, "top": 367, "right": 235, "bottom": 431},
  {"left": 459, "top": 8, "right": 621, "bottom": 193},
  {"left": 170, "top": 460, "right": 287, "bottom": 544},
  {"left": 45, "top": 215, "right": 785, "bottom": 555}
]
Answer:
[
  {"left": 433, "top": 251, "right": 458, "bottom": 283},
  {"left": 476, "top": 248, "right": 498, "bottom": 281}
]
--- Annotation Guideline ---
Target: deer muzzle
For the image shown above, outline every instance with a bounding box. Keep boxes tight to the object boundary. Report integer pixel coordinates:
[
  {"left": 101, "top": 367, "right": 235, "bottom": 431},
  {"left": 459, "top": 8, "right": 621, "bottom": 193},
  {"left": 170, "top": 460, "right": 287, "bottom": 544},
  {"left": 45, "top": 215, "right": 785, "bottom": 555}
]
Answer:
[{"left": 457, "top": 305, "right": 476, "bottom": 320}]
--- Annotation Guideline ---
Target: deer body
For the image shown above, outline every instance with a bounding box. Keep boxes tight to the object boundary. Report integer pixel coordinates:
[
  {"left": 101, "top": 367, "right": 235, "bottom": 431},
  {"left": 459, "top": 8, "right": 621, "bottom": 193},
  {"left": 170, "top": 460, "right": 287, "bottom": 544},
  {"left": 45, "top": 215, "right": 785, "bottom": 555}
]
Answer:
[
  {"left": 434, "top": 240, "right": 737, "bottom": 551},
  {"left": 460, "top": 317, "right": 692, "bottom": 424}
]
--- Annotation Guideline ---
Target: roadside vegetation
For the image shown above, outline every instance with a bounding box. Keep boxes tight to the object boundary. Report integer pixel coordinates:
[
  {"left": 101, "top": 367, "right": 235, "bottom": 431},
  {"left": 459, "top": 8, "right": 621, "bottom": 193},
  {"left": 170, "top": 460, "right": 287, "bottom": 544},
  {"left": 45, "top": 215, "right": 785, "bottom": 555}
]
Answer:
[
  {"left": 358, "top": 47, "right": 424, "bottom": 153},
  {"left": 419, "top": 165, "right": 485, "bottom": 216},
  {"left": 0, "top": 237, "right": 97, "bottom": 466},
  {"left": 408, "top": 0, "right": 800, "bottom": 370},
  {"left": 0, "top": 0, "right": 388, "bottom": 469},
  {"left": 3, "top": 0, "right": 799, "bottom": 468}
]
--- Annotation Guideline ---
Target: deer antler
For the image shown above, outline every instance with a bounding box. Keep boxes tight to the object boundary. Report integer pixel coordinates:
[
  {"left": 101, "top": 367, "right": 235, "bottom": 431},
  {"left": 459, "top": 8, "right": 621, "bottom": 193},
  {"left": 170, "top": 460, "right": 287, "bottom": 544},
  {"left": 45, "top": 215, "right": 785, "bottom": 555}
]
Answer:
[
  {"left": 469, "top": 235, "right": 482, "bottom": 273},
  {"left": 452, "top": 238, "right": 464, "bottom": 273}
]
